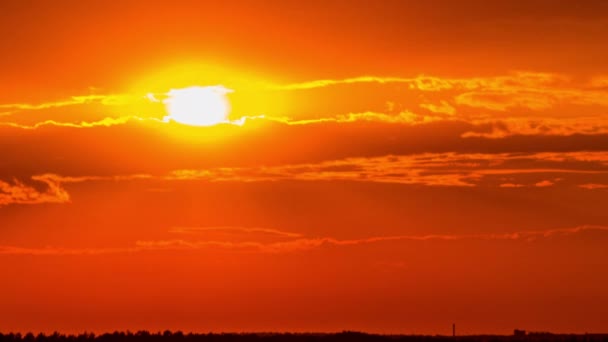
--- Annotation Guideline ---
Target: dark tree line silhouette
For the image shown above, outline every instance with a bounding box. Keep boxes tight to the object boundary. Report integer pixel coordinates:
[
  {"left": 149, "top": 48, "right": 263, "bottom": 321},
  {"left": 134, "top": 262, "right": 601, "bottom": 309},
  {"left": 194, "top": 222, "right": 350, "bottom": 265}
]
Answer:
[{"left": 0, "top": 331, "right": 606, "bottom": 342}]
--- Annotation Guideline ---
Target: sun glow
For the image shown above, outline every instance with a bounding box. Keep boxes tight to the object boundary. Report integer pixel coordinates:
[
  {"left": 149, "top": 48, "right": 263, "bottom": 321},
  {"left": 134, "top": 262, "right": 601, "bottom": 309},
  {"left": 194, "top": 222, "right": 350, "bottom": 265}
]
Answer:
[{"left": 162, "top": 86, "right": 233, "bottom": 126}]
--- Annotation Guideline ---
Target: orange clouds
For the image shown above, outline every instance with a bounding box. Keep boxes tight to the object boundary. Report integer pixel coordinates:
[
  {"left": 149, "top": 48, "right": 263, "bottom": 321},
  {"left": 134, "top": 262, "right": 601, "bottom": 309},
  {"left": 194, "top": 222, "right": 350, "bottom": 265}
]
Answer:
[
  {"left": 2, "top": 224, "right": 606, "bottom": 256},
  {"left": 0, "top": 94, "right": 133, "bottom": 112},
  {"left": 534, "top": 180, "right": 556, "bottom": 187},
  {"left": 420, "top": 101, "right": 456, "bottom": 115},
  {"left": 166, "top": 151, "right": 608, "bottom": 187},
  {"left": 2, "top": 71, "right": 608, "bottom": 140},
  {"left": 274, "top": 71, "right": 608, "bottom": 113},
  {"left": 139, "top": 225, "right": 608, "bottom": 254},
  {"left": 3, "top": 151, "right": 607, "bottom": 209},
  {"left": 0, "top": 174, "right": 70, "bottom": 206},
  {"left": 0, "top": 173, "right": 154, "bottom": 206},
  {"left": 168, "top": 226, "right": 304, "bottom": 238},
  {"left": 0, "top": 116, "right": 155, "bottom": 130},
  {"left": 461, "top": 117, "right": 608, "bottom": 138},
  {"left": 579, "top": 183, "right": 608, "bottom": 190}
]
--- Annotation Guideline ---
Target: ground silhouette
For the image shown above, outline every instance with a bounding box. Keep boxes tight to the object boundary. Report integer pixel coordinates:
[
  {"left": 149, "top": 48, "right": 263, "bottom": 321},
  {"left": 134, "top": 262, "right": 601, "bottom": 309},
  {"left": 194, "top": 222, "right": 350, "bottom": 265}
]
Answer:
[{"left": 0, "top": 331, "right": 607, "bottom": 342}]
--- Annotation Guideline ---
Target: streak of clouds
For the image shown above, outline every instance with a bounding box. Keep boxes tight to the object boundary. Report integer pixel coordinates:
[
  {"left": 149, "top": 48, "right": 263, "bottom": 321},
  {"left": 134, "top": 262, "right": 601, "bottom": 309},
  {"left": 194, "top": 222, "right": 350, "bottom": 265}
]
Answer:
[{"left": 1, "top": 225, "right": 606, "bottom": 256}]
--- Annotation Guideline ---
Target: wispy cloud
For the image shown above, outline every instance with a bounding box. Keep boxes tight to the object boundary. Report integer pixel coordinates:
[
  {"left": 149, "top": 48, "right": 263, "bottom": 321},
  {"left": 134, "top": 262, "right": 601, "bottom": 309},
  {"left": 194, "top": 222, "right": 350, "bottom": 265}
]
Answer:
[
  {"left": 0, "top": 94, "right": 135, "bottom": 112},
  {"left": 168, "top": 226, "right": 304, "bottom": 238},
  {"left": 270, "top": 75, "right": 460, "bottom": 92},
  {"left": 272, "top": 72, "right": 608, "bottom": 112},
  {"left": 139, "top": 225, "right": 608, "bottom": 253},
  {"left": 420, "top": 101, "right": 456, "bottom": 115},
  {"left": 0, "top": 245, "right": 137, "bottom": 256},
  {"left": 499, "top": 183, "right": 525, "bottom": 188},
  {"left": 4, "top": 111, "right": 608, "bottom": 140},
  {"left": 579, "top": 183, "right": 608, "bottom": 190},
  {"left": 166, "top": 152, "right": 608, "bottom": 187},
  {"left": 4, "top": 151, "right": 608, "bottom": 207},
  {"left": 165, "top": 155, "right": 478, "bottom": 187},
  {"left": 1, "top": 225, "right": 606, "bottom": 256},
  {"left": 252, "top": 111, "right": 442, "bottom": 126},
  {"left": 267, "top": 76, "right": 420, "bottom": 91},
  {"left": 462, "top": 117, "right": 608, "bottom": 138},
  {"left": 0, "top": 116, "right": 161, "bottom": 130}
]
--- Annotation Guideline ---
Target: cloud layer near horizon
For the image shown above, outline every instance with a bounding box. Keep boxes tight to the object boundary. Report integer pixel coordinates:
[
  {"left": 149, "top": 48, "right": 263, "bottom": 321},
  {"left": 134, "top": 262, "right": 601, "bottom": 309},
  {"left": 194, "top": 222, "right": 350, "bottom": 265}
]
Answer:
[
  {"left": 3, "top": 151, "right": 608, "bottom": 208},
  {"left": 1, "top": 224, "right": 607, "bottom": 255}
]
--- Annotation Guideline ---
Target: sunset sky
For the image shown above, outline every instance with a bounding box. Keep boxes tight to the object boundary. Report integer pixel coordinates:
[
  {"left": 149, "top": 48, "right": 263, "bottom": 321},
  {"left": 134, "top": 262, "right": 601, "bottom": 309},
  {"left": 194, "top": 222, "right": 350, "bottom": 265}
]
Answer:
[{"left": 1, "top": 0, "right": 608, "bottom": 335}]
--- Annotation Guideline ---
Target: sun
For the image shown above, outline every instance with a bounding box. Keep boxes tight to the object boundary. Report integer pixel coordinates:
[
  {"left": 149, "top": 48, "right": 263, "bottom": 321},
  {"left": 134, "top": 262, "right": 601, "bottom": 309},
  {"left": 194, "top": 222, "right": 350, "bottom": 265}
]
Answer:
[{"left": 162, "top": 86, "right": 233, "bottom": 126}]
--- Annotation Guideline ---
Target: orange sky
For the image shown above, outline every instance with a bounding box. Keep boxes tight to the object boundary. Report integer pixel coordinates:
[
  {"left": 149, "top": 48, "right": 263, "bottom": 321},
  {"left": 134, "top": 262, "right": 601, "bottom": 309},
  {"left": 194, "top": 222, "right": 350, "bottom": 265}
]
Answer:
[{"left": 1, "top": 0, "right": 608, "bottom": 335}]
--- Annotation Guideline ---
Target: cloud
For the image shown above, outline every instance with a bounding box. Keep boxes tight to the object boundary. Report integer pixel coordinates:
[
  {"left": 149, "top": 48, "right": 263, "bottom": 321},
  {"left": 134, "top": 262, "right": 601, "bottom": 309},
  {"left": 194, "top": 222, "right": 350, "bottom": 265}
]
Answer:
[
  {"left": 455, "top": 91, "right": 557, "bottom": 111},
  {"left": 1, "top": 225, "right": 606, "bottom": 256},
  {"left": 272, "top": 72, "right": 608, "bottom": 114},
  {"left": 0, "top": 174, "right": 71, "bottom": 206},
  {"left": 42, "top": 173, "right": 153, "bottom": 183},
  {"left": 579, "top": 183, "right": 608, "bottom": 190},
  {"left": 4, "top": 151, "right": 608, "bottom": 207},
  {"left": 453, "top": 74, "right": 608, "bottom": 111},
  {"left": 166, "top": 152, "right": 608, "bottom": 187},
  {"left": 461, "top": 117, "right": 608, "bottom": 138},
  {"left": 5, "top": 112, "right": 608, "bottom": 145},
  {"left": 420, "top": 101, "right": 456, "bottom": 115},
  {"left": 270, "top": 73, "right": 529, "bottom": 93},
  {"left": 590, "top": 76, "right": 608, "bottom": 89},
  {"left": 0, "top": 108, "right": 442, "bottom": 131},
  {"left": 499, "top": 183, "right": 525, "bottom": 188},
  {"left": 0, "top": 116, "right": 160, "bottom": 130},
  {"left": 4, "top": 117, "right": 608, "bottom": 184},
  {"left": 534, "top": 180, "right": 555, "bottom": 187},
  {"left": 0, "top": 94, "right": 134, "bottom": 112},
  {"left": 168, "top": 226, "right": 304, "bottom": 238},
  {"left": 267, "top": 76, "right": 418, "bottom": 91},
  {"left": 138, "top": 225, "right": 608, "bottom": 253},
  {"left": 165, "top": 155, "right": 479, "bottom": 187},
  {"left": 0, "top": 246, "right": 136, "bottom": 256},
  {"left": 5, "top": 111, "right": 608, "bottom": 141},
  {"left": 239, "top": 111, "right": 443, "bottom": 126},
  {"left": 0, "top": 173, "right": 151, "bottom": 207}
]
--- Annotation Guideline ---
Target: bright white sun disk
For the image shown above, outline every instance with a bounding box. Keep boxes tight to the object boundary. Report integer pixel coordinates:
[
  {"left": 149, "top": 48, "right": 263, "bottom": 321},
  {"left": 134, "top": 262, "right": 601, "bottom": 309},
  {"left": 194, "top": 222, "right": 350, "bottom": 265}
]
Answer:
[{"left": 163, "top": 86, "right": 233, "bottom": 126}]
